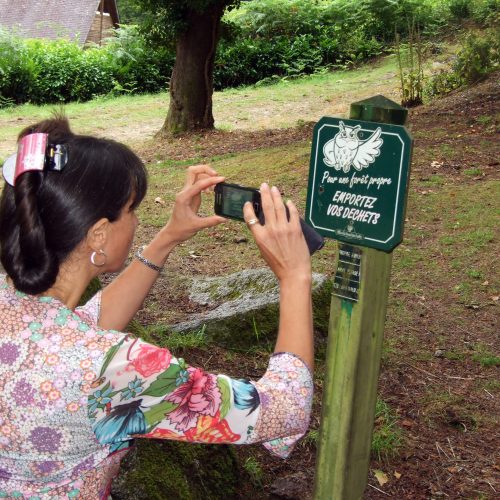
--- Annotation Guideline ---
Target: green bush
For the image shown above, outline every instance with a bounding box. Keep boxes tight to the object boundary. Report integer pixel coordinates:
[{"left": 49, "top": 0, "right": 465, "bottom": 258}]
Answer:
[
  {"left": 470, "top": 0, "right": 500, "bottom": 26},
  {"left": 1, "top": 0, "right": 497, "bottom": 106},
  {"left": 0, "top": 26, "right": 173, "bottom": 106},
  {"left": 0, "top": 28, "right": 35, "bottom": 105},
  {"left": 448, "top": 0, "right": 471, "bottom": 19},
  {"left": 104, "top": 25, "right": 173, "bottom": 94},
  {"left": 454, "top": 31, "right": 499, "bottom": 83},
  {"left": 425, "top": 30, "right": 499, "bottom": 98}
]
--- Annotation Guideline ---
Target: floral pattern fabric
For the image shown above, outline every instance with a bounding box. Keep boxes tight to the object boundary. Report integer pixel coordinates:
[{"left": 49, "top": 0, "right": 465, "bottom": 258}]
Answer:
[
  {"left": 90, "top": 339, "right": 313, "bottom": 458},
  {"left": 0, "top": 276, "right": 313, "bottom": 498}
]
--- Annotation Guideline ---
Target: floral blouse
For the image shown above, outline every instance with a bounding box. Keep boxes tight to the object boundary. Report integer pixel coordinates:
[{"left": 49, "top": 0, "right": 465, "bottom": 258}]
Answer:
[{"left": 0, "top": 277, "right": 313, "bottom": 499}]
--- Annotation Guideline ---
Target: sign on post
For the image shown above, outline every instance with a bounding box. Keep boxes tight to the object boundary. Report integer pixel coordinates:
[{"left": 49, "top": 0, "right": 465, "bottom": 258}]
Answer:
[
  {"left": 306, "top": 117, "right": 412, "bottom": 252},
  {"left": 312, "top": 96, "right": 413, "bottom": 500}
]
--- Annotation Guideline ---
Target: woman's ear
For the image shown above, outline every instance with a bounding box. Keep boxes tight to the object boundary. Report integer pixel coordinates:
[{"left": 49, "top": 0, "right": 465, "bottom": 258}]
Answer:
[{"left": 87, "top": 218, "right": 110, "bottom": 251}]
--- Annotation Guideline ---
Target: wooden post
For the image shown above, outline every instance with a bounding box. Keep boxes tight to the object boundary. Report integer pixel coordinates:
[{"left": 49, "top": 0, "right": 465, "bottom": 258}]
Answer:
[{"left": 313, "top": 96, "right": 410, "bottom": 500}]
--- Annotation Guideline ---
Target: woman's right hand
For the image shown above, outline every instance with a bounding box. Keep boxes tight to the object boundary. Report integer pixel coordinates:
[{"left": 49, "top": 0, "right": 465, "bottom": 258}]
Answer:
[
  {"left": 243, "top": 183, "right": 311, "bottom": 283},
  {"left": 161, "top": 165, "right": 226, "bottom": 246}
]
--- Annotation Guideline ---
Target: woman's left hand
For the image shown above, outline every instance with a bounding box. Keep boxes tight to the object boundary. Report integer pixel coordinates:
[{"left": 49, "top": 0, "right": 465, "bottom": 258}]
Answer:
[{"left": 162, "top": 165, "right": 226, "bottom": 244}]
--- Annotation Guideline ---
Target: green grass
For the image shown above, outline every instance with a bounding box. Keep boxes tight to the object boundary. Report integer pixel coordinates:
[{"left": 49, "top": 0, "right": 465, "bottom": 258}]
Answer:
[
  {"left": 471, "top": 344, "right": 500, "bottom": 367},
  {"left": 243, "top": 457, "right": 264, "bottom": 487},
  {"left": 371, "top": 399, "right": 403, "bottom": 461},
  {"left": 0, "top": 53, "right": 402, "bottom": 160},
  {"left": 463, "top": 167, "right": 483, "bottom": 176},
  {"left": 140, "top": 325, "right": 211, "bottom": 352}
]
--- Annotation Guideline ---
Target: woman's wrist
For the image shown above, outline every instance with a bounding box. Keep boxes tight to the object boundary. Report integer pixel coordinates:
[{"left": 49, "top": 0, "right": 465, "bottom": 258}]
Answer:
[
  {"left": 140, "top": 229, "right": 179, "bottom": 268},
  {"left": 279, "top": 273, "right": 312, "bottom": 293}
]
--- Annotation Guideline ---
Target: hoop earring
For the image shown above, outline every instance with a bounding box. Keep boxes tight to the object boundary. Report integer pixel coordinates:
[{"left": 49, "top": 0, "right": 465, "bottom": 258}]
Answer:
[{"left": 90, "top": 249, "right": 107, "bottom": 267}]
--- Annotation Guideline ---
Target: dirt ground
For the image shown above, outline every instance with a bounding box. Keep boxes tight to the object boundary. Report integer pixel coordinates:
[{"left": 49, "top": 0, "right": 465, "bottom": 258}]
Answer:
[{"left": 130, "top": 76, "right": 499, "bottom": 499}]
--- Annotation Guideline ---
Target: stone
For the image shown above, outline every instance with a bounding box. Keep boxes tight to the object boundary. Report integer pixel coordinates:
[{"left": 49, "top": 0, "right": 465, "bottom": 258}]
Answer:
[
  {"left": 169, "top": 268, "right": 331, "bottom": 349},
  {"left": 269, "top": 469, "right": 314, "bottom": 499}
]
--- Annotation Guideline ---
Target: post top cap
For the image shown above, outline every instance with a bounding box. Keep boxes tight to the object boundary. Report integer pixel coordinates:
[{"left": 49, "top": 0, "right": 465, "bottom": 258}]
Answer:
[{"left": 350, "top": 95, "right": 408, "bottom": 125}]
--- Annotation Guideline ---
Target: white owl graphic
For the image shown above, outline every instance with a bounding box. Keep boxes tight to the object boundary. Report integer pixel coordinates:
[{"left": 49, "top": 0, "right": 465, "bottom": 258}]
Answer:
[{"left": 323, "top": 121, "right": 383, "bottom": 173}]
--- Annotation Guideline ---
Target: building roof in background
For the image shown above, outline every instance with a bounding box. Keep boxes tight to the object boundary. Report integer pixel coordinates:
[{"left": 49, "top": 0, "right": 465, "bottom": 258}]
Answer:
[{"left": 0, "top": 0, "right": 119, "bottom": 44}]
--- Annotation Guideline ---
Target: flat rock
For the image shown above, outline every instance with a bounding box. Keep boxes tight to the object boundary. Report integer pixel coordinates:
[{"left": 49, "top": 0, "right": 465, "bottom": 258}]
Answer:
[{"left": 170, "top": 268, "right": 331, "bottom": 348}]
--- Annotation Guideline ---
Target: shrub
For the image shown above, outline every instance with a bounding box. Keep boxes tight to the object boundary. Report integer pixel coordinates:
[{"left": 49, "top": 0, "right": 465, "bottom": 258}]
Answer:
[
  {"left": 103, "top": 25, "right": 173, "bottom": 94},
  {"left": 0, "top": 28, "right": 35, "bottom": 106},
  {"left": 454, "top": 31, "right": 499, "bottom": 84},
  {"left": 424, "top": 30, "right": 499, "bottom": 98},
  {"left": 448, "top": 0, "right": 471, "bottom": 19},
  {"left": 0, "top": 26, "right": 173, "bottom": 105},
  {"left": 470, "top": 0, "right": 500, "bottom": 26}
]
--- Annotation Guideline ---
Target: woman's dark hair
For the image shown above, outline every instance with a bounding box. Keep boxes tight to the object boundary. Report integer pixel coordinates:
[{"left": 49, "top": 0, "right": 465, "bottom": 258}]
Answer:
[{"left": 0, "top": 115, "right": 148, "bottom": 295}]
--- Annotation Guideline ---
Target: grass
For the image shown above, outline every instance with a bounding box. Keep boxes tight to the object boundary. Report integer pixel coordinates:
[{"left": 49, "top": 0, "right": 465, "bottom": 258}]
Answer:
[
  {"left": 141, "top": 325, "right": 211, "bottom": 352},
  {"left": 243, "top": 457, "right": 264, "bottom": 487},
  {"left": 0, "top": 53, "right": 402, "bottom": 160},
  {"left": 371, "top": 399, "right": 403, "bottom": 461}
]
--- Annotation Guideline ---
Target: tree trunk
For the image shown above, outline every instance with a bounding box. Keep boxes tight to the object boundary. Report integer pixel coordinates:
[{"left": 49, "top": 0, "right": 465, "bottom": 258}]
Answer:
[{"left": 161, "top": 4, "right": 224, "bottom": 134}]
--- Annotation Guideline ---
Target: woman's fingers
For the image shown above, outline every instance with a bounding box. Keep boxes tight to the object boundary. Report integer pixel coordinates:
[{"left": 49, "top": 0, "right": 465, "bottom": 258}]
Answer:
[
  {"left": 286, "top": 199, "right": 300, "bottom": 227},
  {"left": 180, "top": 175, "right": 225, "bottom": 201},
  {"left": 243, "top": 200, "right": 262, "bottom": 232},
  {"left": 260, "top": 183, "right": 277, "bottom": 226},
  {"left": 197, "top": 215, "right": 226, "bottom": 229},
  {"left": 270, "top": 185, "right": 287, "bottom": 223},
  {"left": 184, "top": 164, "right": 217, "bottom": 188}
]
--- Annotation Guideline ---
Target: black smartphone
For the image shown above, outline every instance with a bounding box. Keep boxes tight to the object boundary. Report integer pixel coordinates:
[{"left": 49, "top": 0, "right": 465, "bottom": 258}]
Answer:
[
  {"left": 214, "top": 182, "right": 325, "bottom": 255},
  {"left": 214, "top": 182, "right": 261, "bottom": 222}
]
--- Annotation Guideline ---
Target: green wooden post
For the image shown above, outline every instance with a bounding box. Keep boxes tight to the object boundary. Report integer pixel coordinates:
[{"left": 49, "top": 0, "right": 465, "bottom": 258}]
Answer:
[{"left": 311, "top": 96, "right": 411, "bottom": 499}]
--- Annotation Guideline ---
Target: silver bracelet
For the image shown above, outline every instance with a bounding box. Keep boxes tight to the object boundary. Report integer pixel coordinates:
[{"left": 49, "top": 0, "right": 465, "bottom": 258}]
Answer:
[{"left": 135, "top": 246, "right": 163, "bottom": 272}]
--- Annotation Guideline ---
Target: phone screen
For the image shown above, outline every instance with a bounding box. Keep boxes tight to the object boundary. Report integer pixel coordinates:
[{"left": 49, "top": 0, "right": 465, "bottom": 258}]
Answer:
[{"left": 215, "top": 183, "right": 260, "bottom": 221}]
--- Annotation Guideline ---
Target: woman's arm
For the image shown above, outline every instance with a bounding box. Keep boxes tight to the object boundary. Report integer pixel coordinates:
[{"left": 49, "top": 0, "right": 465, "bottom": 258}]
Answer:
[
  {"left": 98, "top": 166, "right": 225, "bottom": 330},
  {"left": 89, "top": 336, "right": 313, "bottom": 458},
  {"left": 243, "top": 184, "right": 314, "bottom": 370}
]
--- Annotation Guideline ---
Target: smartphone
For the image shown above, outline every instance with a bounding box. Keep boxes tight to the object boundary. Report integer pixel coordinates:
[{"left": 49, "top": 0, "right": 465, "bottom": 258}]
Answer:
[
  {"left": 214, "top": 182, "right": 261, "bottom": 222},
  {"left": 214, "top": 182, "right": 325, "bottom": 255}
]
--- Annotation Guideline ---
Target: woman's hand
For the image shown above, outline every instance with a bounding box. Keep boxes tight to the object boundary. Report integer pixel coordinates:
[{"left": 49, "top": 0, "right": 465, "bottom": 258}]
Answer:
[
  {"left": 162, "top": 165, "right": 226, "bottom": 245},
  {"left": 243, "top": 183, "right": 311, "bottom": 284}
]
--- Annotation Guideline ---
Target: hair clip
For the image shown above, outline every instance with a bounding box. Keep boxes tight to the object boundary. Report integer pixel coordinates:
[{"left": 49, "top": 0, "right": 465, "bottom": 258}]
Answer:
[{"left": 2, "top": 133, "right": 69, "bottom": 187}]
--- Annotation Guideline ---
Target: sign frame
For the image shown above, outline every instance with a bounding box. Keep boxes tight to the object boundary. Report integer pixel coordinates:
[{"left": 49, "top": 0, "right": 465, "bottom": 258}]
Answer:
[{"left": 306, "top": 116, "right": 412, "bottom": 252}]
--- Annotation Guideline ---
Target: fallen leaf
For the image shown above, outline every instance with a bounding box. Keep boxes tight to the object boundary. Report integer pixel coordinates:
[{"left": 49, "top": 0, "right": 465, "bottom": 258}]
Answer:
[
  {"left": 490, "top": 296, "right": 499, "bottom": 302},
  {"left": 374, "top": 469, "right": 389, "bottom": 487},
  {"left": 481, "top": 281, "right": 489, "bottom": 286},
  {"left": 447, "top": 466, "right": 458, "bottom": 474},
  {"left": 154, "top": 197, "right": 166, "bottom": 206},
  {"left": 401, "top": 419, "right": 415, "bottom": 428},
  {"left": 394, "top": 471, "right": 402, "bottom": 480}
]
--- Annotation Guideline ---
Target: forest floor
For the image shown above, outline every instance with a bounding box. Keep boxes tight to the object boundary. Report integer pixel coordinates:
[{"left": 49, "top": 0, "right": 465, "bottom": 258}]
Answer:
[
  {"left": 128, "top": 75, "right": 498, "bottom": 498},
  {"left": 131, "top": 78, "right": 500, "bottom": 499},
  {"left": 0, "top": 55, "right": 498, "bottom": 498}
]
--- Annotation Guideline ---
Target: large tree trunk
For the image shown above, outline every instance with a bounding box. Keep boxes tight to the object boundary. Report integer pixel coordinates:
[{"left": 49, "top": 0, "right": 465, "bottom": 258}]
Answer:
[{"left": 161, "top": 4, "right": 224, "bottom": 134}]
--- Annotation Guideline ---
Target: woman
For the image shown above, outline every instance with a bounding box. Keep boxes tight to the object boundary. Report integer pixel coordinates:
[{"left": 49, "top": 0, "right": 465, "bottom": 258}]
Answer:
[{"left": 0, "top": 117, "right": 313, "bottom": 498}]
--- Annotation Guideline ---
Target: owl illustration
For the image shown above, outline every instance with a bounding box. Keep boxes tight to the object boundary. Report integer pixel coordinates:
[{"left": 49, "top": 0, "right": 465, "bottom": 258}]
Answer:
[{"left": 323, "top": 121, "right": 383, "bottom": 173}]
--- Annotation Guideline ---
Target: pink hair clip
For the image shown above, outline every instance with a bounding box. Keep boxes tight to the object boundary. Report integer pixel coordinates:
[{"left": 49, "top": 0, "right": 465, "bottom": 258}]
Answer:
[{"left": 2, "top": 133, "right": 68, "bottom": 187}]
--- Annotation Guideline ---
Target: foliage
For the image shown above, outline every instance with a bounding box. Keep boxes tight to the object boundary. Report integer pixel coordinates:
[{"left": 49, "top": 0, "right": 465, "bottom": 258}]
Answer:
[
  {"left": 1, "top": 0, "right": 498, "bottom": 106},
  {"left": 116, "top": 0, "right": 150, "bottom": 25},
  {"left": 0, "top": 28, "right": 35, "bottom": 105},
  {"left": 371, "top": 398, "right": 403, "bottom": 460},
  {"left": 0, "top": 26, "right": 172, "bottom": 107},
  {"left": 104, "top": 25, "right": 173, "bottom": 94},
  {"left": 395, "top": 22, "right": 425, "bottom": 107},
  {"left": 137, "top": 0, "right": 240, "bottom": 47},
  {"left": 425, "top": 30, "right": 499, "bottom": 98}
]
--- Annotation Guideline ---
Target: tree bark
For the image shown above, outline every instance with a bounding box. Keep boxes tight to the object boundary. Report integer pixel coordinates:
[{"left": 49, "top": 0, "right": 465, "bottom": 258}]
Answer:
[{"left": 161, "top": 4, "right": 224, "bottom": 134}]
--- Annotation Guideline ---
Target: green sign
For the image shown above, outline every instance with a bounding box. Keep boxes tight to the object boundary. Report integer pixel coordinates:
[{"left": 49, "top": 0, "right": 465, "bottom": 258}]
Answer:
[{"left": 306, "top": 116, "right": 412, "bottom": 251}]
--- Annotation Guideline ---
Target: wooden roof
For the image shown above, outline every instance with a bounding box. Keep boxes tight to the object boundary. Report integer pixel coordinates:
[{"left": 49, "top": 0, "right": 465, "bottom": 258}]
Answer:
[{"left": 0, "top": 0, "right": 119, "bottom": 44}]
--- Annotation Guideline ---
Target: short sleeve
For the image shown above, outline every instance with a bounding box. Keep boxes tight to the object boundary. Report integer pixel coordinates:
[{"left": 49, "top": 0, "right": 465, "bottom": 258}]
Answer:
[
  {"left": 75, "top": 291, "right": 102, "bottom": 325},
  {"left": 88, "top": 337, "right": 313, "bottom": 458}
]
